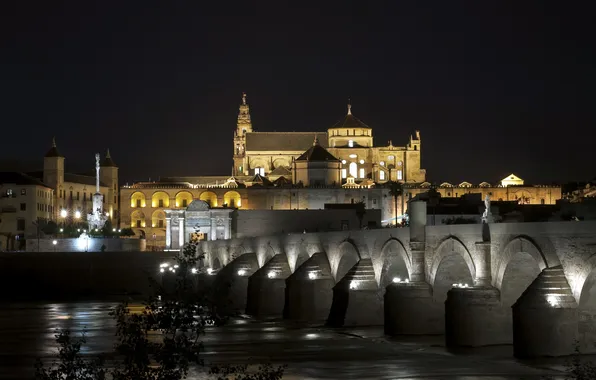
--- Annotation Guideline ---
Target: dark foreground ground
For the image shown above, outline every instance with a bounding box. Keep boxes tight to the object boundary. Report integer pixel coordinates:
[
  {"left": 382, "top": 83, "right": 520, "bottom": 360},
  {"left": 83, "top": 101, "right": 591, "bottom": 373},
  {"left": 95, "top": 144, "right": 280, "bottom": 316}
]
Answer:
[{"left": 0, "top": 301, "right": 578, "bottom": 379}]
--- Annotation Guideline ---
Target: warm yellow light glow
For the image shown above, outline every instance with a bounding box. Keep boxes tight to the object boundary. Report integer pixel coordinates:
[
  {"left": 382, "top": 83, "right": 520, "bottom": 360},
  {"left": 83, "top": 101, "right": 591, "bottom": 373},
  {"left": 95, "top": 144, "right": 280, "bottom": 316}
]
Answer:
[
  {"left": 74, "top": 210, "right": 81, "bottom": 219},
  {"left": 175, "top": 191, "right": 193, "bottom": 208},
  {"left": 151, "top": 191, "right": 169, "bottom": 208},
  {"left": 223, "top": 191, "right": 241, "bottom": 208},
  {"left": 199, "top": 191, "right": 218, "bottom": 207},
  {"left": 130, "top": 192, "right": 146, "bottom": 208},
  {"left": 60, "top": 209, "right": 67, "bottom": 218}
]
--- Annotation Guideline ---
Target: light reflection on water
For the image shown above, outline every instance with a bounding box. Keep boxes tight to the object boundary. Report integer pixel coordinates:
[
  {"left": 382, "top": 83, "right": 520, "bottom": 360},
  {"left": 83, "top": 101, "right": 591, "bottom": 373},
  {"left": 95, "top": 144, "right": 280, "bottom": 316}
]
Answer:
[{"left": 0, "top": 301, "right": 570, "bottom": 380}]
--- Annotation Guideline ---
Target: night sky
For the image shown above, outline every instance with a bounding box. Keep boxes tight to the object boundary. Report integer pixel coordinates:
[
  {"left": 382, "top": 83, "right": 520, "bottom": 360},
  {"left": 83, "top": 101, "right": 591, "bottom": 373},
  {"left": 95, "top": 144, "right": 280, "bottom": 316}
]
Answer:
[{"left": 2, "top": 1, "right": 594, "bottom": 185}]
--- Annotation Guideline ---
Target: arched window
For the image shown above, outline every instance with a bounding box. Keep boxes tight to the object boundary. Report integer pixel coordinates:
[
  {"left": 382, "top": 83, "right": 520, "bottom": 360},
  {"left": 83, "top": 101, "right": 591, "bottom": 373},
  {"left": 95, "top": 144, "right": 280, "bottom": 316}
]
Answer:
[
  {"left": 349, "top": 162, "right": 357, "bottom": 177},
  {"left": 379, "top": 171, "right": 385, "bottom": 180},
  {"left": 359, "top": 168, "right": 365, "bottom": 178},
  {"left": 397, "top": 170, "right": 403, "bottom": 180},
  {"left": 254, "top": 167, "right": 265, "bottom": 176},
  {"left": 341, "top": 169, "right": 347, "bottom": 178}
]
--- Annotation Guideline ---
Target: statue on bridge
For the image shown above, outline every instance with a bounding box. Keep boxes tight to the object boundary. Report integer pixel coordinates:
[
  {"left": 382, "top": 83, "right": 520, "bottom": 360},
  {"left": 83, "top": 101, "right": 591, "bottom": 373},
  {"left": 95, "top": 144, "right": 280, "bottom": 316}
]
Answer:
[{"left": 482, "top": 194, "right": 494, "bottom": 224}]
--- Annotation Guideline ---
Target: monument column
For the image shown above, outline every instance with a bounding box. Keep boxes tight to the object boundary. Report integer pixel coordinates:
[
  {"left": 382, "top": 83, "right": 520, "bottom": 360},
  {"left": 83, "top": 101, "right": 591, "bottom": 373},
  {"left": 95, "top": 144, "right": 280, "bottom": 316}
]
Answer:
[
  {"left": 474, "top": 241, "right": 492, "bottom": 287},
  {"left": 179, "top": 216, "right": 185, "bottom": 248},
  {"left": 165, "top": 216, "right": 172, "bottom": 249}
]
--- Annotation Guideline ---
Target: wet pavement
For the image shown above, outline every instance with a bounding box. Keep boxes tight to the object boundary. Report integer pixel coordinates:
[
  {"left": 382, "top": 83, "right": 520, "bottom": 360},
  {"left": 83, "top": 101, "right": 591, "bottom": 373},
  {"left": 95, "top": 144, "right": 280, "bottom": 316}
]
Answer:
[{"left": 0, "top": 302, "right": 571, "bottom": 379}]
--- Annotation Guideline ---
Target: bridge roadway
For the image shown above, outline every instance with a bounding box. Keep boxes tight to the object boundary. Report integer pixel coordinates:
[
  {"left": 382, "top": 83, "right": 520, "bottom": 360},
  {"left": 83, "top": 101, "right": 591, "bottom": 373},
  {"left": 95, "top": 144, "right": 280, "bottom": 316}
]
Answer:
[{"left": 198, "top": 201, "right": 596, "bottom": 358}]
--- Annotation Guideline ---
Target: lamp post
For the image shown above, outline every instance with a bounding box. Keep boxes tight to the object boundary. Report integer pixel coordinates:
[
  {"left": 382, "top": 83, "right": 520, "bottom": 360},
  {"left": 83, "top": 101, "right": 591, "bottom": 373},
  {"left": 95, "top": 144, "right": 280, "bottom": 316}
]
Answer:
[{"left": 52, "top": 239, "right": 57, "bottom": 252}]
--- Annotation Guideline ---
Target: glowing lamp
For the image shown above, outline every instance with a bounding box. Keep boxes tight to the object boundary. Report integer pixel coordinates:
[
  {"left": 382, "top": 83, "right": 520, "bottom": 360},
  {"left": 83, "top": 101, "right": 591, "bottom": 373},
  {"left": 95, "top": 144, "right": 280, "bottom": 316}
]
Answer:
[
  {"left": 52, "top": 240, "right": 57, "bottom": 245},
  {"left": 308, "top": 272, "right": 317, "bottom": 280},
  {"left": 206, "top": 267, "right": 213, "bottom": 275},
  {"left": 191, "top": 268, "right": 198, "bottom": 274},
  {"left": 60, "top": 209, "right": 67, "bottom": 218},
  {"left": 267, "top": 271, "right": 277, "bottom": 279},
  {"left": 74, "top": 210, "right": 81, "bottom": 219},
  {"left": 237, "top": 269, "right": 246, "bottom": 276}
]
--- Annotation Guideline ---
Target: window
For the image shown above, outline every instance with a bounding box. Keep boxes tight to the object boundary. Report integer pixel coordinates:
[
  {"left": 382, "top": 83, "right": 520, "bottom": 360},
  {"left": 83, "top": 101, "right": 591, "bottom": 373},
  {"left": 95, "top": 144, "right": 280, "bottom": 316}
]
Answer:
[
  {"left": 397, "top": 170, "right": 403, "bottom": 180},
  {"left": 69, "top": 191, "right": 73, "bottom": 199},
  {"left": 20, "top": 203, "right": 26, "bottom": 211},
  {"left": 379, "top": 171, "right": 385, "bottom": 180},
  {"left": 136, "top": 199, "right": 141, "bottom": 208},
  {"left": 17, "top": 219, "right": 25, "bottom": 231},
  {"left": 158, "top": 220, "right": 164, "bottom": 228},
  {"left": 359, "top": 168, "right": 365, "bottom": 178},
  {"left": 541, "top": 198, "right": 545, "bottom": 205},
  {"left": 349, "top": 162, "right": 357, "bottom": 177},
  {"left": 6, "top": 189, "right": 13, "bottom": 197},
  {"left": 77, "top": 192, "right": 80, "bottom": 200},
  {"left": 348, "top": 140, "right": 354, "bottom": 147},
  {"left": 182, "top": 199, "right": 188, "bottom": 207},
  {"left": 254, "top": 167, "right": 265, "bottom": 176},
  {"left": 21, "top": 189, "right": 26, "bottom": 195},
  {"left": 380, "top": 161, "right": 385, "bottom": 166},
  {"left": 238, "top": 166, "right": 243, "bottom": 173},
  {"left": 114, "top": 195, "right": 117, "bottom": 203},
  {"left": 158, "top": 199, "right": 164, "bottom": 208},
  {"left": 136, "top": 220, "right": 141, "bottom": 228},
  {"left": 359, "top": 159, "right": 364, "bottom": 164},
  {"left": 341, "top": 169, "right": 347, "bottom": 178}
]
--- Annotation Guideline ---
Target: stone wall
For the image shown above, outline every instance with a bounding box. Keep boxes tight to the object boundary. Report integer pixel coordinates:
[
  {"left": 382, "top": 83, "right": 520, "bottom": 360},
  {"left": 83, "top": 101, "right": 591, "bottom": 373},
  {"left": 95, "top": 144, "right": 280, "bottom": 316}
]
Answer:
[
  {"left": 235, "top": 209, "right": 382, "bottom": 238},
  {"left": 0, "top": 251, "right": 174, "bottom": 300},
  {"left": 26, "top": 237, "right": 146, "bottom": 252}
]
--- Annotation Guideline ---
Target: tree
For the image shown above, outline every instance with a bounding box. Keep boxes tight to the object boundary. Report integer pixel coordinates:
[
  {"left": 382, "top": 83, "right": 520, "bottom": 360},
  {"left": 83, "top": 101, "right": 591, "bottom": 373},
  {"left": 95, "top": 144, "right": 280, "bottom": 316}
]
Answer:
[
  {"left": 387, "top": 181, "right": 403, "bottom": 227},
  {"left": 41, "top": 220, "right": 59, "bottom": 236},
  {"left": 120, "top": 227, "right": 135, "bottom": 237},
  {"left": 35, "top": 230, "right": 285, "bottom": 380}
]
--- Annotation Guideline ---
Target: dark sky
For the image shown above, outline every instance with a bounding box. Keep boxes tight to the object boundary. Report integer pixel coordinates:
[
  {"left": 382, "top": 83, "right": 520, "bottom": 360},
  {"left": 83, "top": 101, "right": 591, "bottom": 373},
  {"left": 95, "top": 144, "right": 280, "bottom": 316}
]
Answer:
[{"left": 2, "top": 1, "right": 594, "bottom": 185}]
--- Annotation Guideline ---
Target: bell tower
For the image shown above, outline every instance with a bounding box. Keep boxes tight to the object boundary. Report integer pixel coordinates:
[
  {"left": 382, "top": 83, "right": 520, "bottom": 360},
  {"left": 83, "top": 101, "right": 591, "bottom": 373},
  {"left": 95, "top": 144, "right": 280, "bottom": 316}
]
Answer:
[{"left": 233, "top": 92, "right": 252, "bottom": 176}]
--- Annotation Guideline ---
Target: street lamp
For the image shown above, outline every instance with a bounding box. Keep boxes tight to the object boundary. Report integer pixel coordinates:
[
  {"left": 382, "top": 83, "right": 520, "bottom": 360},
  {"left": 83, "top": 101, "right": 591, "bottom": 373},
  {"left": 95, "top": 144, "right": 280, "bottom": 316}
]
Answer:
[
  {"left": 74, "top": 210, "right": 81, "bottom": 219},
  {"left": 60, "top": 209, "right": 68, "bottom": 218},
  {"left": 52, "top": 239, "right": 57, "bottom": 252}
]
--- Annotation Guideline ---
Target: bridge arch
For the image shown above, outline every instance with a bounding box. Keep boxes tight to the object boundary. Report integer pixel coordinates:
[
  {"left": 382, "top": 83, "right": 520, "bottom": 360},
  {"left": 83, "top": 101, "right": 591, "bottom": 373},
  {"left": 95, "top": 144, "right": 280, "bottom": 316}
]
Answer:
[
  {"left": 494, "top": 235, "right": 550, "bottom": 291},
  {"left": 578, "top": 253, "right": 596, "bottom": 353},
  {"left": 288, "top": 243, "right": 310, "bottom": 273},
  {"left": 377, "top": 237, "right": 411, "bottom": 287},
  {"left": 429, "top": 236, "right": 475, "bottom": 302},
  {"left": 334, "top": 239, "right": 361, "bottom": 283}
]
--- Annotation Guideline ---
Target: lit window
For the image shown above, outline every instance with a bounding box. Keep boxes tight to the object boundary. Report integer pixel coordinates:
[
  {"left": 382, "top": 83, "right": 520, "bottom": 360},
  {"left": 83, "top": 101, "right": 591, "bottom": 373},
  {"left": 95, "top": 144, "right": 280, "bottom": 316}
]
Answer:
[
  {"left": 254, "top": 167, "right": 265, "bottom": 176},
  {"left": 342, "top": 169, "right": 347, "bottom": 178},
  {"left": 359, "top": 168, "right": 365, "bottom": 178},
  {"left": 341, "top": 159, "right": 346, "bottom": 164},
  {"left": 349, "top": 154, "right": 357, "bottom": 158},
  {"left": 397, "top": 170, "right": 403, "bottom": 180},
  {"left": 348, "top": 140, "right": 353, "bottom": 147},
  {"left": 388, "top": 155, "right": 394, "bottom": 160},
  {"left": 359, "top": 159, "right": 364, "bottom": 164},
  {"left": 239, "top": 166, "right": 243, "bottom": 173},
  {"left": 380, "top": 161, "right": 385, "bottom": 166},
  {"left": 380, "top": 171, "right": 385, "bottom": 180},
  {"left": 349, "top": 162, "right": 357, "bottom": 177},
  {"left": 398, "top": 161, "right": 403, "bottom": 166}
]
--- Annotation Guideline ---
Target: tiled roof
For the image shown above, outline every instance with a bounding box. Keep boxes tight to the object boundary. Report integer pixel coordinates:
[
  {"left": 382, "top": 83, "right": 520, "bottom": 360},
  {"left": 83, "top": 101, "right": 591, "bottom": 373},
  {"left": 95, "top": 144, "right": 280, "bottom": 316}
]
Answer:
[
  {"left": 27, "top": 171, "right": 108, "bottom": 188},
  {"left": 0, "top": 172, "right": 51, "bottom": 188},
  {"left": 246, "top": 132, "right": 328, "bottom": 151},
  {"left": 330, "top": 113, "right": 370, "bottom": 130},
  {"left": 269, "top": 166, "right": 292, "bottom": 176},
  {"left": 296, "top": 143, "right": 339, "bottom": 162}
]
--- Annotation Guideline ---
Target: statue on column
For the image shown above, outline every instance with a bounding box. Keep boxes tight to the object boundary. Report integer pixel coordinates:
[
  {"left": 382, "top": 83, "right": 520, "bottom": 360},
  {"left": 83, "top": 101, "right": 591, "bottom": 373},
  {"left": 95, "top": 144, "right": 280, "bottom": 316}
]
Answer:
[{"left": 87, "top": 153, "right": 109, "bottom": 231}]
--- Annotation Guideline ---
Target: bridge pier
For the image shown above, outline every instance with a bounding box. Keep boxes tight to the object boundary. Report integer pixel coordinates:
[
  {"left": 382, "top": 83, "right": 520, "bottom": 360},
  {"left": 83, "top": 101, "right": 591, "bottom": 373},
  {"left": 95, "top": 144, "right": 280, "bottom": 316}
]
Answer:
[
  {"left": 285, "top": 252, "right": 334, "bottom": 323},
  {"left": 328, "top": 258, "right": 383, "bottom": 326},
  {"left": 513, "top": 266, "right": 578, "bottom": 358},
  {"left": 246, "top": 254, "right": 291, "bottom": 318},
  {"left": 445, "top": 287, "right": 510, "bottom": 347},
  {"left": 212, "top": 253, "right": 259, "bottom": 315},
  {"left": 385, "top": 282, "right": 443, "bottom": 335}
]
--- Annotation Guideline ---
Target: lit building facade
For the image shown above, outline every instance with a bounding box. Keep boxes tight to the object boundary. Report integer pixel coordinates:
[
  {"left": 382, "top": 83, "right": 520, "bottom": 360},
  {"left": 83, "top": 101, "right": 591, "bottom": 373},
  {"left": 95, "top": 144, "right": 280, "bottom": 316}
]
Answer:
[{"left": 233, "top": 93, "right": 426, "bottom": 183}]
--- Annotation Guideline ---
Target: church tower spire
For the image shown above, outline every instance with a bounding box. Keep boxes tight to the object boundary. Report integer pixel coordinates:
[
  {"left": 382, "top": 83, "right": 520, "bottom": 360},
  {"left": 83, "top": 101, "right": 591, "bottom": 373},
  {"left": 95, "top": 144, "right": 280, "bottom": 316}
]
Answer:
[
  {"left": 237, "top": 92, "right": 252, "bottom": 136},
  {"left": 233, "top": 92, "right": 252, "bottom": 176}
]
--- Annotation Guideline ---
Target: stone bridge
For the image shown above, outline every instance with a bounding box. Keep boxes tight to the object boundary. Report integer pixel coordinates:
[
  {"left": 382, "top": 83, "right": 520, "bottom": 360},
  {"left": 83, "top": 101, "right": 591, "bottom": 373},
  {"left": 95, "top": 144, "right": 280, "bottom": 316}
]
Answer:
[{"left": 196, "top": 201, "right": 596, "bottom": 358}]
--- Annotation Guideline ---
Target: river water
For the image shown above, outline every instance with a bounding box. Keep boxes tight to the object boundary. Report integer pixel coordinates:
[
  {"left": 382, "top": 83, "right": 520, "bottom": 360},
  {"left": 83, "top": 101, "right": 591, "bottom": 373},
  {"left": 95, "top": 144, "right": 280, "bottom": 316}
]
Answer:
[{"left": 0, "top": 302, "right": 571, "bottom": 379}]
